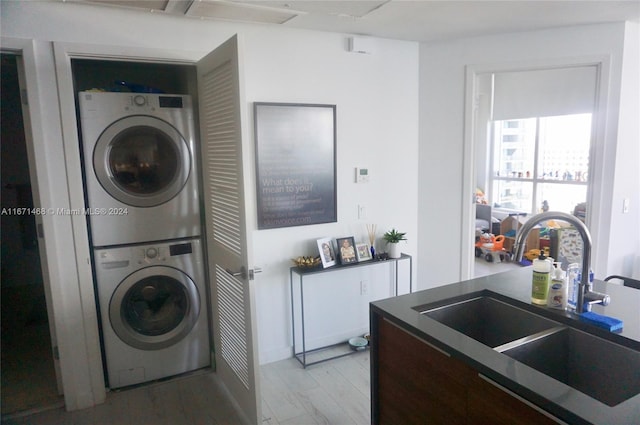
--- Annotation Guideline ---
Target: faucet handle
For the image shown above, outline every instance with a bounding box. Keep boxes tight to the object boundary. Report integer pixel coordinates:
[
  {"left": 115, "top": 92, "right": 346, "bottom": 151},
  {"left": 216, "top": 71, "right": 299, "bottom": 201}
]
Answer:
[{"left": 583, "top": 290, "right": 611, "bottom": 312}]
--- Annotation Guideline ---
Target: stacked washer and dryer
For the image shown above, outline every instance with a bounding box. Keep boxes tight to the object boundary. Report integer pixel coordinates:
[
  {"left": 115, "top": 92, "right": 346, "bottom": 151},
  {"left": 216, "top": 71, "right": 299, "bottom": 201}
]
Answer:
[{"left": 79, "top": 91, "right": 209, "bottom": 389}]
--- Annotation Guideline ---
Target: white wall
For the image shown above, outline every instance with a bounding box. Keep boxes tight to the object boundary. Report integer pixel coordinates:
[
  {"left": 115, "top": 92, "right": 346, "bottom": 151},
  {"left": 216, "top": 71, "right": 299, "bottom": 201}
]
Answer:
[
  {"left": 1, "top": 0, "right": 418, "bottom": 389},
  {"left": 418, "top": 22, "right": 639, "bottom": 288},
  {"left": 607, "top": 22, "right": 640, "bottom": 278},
  {"left": 245, "top": 30, "right": 418, "bottom": 362}
]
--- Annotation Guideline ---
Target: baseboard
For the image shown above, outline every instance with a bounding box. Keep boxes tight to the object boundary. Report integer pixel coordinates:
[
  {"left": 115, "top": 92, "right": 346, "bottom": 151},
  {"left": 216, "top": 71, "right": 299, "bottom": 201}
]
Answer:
[
  {"left": 259, "top": 327, "right": 369, "bottom": 365},
  {"left": 259, "top": 346, "right": 293, "bottom": 365}
]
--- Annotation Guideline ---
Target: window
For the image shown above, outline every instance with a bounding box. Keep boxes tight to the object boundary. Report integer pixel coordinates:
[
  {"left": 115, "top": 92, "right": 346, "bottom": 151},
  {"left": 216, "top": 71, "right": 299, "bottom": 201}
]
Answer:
[{"left": 490, "top": 113, "right": 591, "bottom": 214}]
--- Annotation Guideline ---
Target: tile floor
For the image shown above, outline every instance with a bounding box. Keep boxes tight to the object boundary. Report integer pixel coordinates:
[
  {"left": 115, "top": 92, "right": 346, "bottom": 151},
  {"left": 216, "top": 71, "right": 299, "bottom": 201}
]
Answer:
[
  {"left": 474, "top": 256, "right": 521, "bottom": 278},
  {"left": 2, "top": 351, "right": 371, "bottom": 425}
]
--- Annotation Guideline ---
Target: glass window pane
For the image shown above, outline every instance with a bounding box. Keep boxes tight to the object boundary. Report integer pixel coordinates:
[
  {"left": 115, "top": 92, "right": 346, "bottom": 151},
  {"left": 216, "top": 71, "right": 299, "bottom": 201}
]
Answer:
[
  {"left": 489, "top": 114, "right": 590, "bottom": 214},
  {"left": 536, "top": 183, "right": 587, "bottom": 215},
  {"left": 492, "top": 118, "right": 536, "bottom": 178},
  {"left": 492, "top": 180, "right": 533, "bottom": 211},
  {"left": 123, "top": 275, "right": 188, "bottom": 336},
  {"left": 538, "top": 114, "right": 591, "bottom": 181},
  {"left": 109, "top": 126, "right": 180, "bottom": 195}
]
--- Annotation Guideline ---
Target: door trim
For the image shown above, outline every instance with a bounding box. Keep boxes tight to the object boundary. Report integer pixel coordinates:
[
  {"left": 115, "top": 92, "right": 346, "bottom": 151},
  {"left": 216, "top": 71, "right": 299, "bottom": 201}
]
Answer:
[
  {"left": 50, "top": 39, "right": 260, "bottom": 411},
  {"left": 1, "top": 36, "right": 84, "bottom": 407},
  {"left": 50, "top": 40, "right": 207, "bottom": 409},
  {"left": 462, "top": 55, "right": 612, "bottom": 280}
]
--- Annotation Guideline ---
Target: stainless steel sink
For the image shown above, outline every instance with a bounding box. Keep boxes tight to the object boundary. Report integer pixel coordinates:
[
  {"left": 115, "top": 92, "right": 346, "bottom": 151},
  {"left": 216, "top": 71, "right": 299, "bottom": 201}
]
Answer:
[
  {"left": 502, "top": 327, "right": 640, "bottom": 407},
  {"left": 421, "top": 296, "right": 559, "bottom": 348},
  {"left": 419, "top": 294, "right": 640, "bottom": 407}
]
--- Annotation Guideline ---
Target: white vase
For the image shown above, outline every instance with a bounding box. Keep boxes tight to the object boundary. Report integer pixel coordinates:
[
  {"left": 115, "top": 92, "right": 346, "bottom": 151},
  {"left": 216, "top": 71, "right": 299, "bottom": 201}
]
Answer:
[{"left": 388, "top": 242, "right": 401, "bottom": 259}]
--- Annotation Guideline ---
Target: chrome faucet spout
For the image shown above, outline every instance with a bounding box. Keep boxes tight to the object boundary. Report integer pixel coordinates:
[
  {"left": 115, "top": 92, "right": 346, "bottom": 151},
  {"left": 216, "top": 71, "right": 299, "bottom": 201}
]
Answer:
[{"left": 512, "top": 211, "right": 605, "bottom": 313}]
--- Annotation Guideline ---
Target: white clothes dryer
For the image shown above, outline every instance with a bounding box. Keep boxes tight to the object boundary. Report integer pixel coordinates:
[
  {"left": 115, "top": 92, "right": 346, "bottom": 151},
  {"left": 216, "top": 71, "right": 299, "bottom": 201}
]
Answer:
[
  {"left": 94, "top": 237, "right": 209, "bottom": 389},
  {"left": 79, "top": 91, "right": 201, "bottom": 247}
]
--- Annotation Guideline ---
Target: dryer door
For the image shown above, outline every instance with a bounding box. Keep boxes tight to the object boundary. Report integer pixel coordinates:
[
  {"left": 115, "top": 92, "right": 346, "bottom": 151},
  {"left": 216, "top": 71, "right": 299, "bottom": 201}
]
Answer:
[
  {"left": 109, "top": 266, "right": 200, "bottom": 350},
  {"left": 93, "top": 115, "right": 191, "bottom": 207}
]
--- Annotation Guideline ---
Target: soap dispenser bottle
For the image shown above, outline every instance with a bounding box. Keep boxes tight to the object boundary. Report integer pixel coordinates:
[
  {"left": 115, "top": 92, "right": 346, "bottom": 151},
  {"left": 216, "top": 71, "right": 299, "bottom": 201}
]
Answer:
[
  {"left": 531, "top": 253, "right": 552, "bottom": 305},
  {"left": 547, "top": 264, "right": 568, "bottom": 310}
]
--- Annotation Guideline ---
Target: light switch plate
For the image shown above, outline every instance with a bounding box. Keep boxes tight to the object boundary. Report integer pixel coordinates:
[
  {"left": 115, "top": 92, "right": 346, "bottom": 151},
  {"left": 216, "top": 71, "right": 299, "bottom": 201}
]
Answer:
[{"left": 623, "top": 198, "right": 630, "bottom": 213}]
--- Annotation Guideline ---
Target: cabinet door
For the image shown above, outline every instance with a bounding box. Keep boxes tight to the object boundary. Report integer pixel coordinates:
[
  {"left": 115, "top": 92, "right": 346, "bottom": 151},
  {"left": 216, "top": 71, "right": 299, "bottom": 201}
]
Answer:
[
  {"left": 468, "top": 374, "right": 559, "bottom": 425},
  {"left": 376, "top": 316, "right": 473, "bottom": 425}
]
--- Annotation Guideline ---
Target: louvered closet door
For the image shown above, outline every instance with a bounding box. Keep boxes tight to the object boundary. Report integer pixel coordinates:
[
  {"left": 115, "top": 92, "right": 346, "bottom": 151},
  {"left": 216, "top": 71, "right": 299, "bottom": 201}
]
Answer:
[{"left": 197, "top": 35, "right": 261, "bottom": 425}]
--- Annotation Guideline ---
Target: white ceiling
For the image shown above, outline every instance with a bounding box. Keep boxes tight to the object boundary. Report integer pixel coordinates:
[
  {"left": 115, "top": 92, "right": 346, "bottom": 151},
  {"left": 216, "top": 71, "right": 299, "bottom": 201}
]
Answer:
[{"left": 72, "top": 0, "right": 640, "bottom": 42}]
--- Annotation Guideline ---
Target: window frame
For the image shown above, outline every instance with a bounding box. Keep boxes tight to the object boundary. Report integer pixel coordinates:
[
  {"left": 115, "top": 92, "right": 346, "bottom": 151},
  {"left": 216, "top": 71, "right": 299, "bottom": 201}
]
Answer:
[{"left": 488, "top": 115, "right": 591, "bottom": 215}]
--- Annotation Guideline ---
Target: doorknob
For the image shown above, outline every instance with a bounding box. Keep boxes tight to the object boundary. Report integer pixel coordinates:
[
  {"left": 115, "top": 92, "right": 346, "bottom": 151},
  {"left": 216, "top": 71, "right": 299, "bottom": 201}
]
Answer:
[
  {"left": 225, "top": 267, "right": 246, "bottom": 279},
  {"left": 225, "top": 266, "right": 262, "bottom": 280}
]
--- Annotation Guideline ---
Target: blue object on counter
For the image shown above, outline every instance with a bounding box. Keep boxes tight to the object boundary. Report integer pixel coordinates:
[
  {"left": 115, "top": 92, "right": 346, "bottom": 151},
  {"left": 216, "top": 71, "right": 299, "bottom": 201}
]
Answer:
[{"left": 579, "top": 311, "right": 623, "bottom": 332}]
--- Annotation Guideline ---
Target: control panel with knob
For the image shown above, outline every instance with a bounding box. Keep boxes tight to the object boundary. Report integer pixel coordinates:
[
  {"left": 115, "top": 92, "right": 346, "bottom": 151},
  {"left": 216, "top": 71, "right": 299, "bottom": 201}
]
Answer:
[
  {"left": 145, "top": 247, "right": 158, "bottom": 259},
  {"left": 133, "top": 95, "right": 147, "bottom": 107}
]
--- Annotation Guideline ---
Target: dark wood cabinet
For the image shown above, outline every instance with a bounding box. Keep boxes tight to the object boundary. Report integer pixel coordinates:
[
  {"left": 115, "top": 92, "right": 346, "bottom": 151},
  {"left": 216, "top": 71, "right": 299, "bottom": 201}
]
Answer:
[
  {"left": 468, "top": 373, "right": 558, "bottom": 425},
  {"left": 372, "top": 313, "right": 560, "bottom": 425},
  {"left": 375, "top": 315, "right": 471, "bottom": 424}
]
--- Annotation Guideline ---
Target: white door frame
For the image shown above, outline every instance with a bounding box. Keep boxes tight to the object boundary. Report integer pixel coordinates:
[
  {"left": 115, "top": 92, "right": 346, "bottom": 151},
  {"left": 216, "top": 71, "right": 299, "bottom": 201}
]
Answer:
[
  {"left": 461, "top": 55, "right": 613, "bottom": 280},
  {"left": 1, "top": 39, "right": 65, "bottom": 393},
  {"left": 51, "top": 40, "right": 209, "bottom": 409},
  {"left": 1, "top": 36, "right": 92, "bottom": 408}
]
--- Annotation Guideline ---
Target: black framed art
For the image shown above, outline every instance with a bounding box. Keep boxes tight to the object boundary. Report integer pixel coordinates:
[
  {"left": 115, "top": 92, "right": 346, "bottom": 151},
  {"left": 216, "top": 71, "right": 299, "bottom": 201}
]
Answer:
[{"left": 254, "top": 102, "right": 337, "bottom": 229}]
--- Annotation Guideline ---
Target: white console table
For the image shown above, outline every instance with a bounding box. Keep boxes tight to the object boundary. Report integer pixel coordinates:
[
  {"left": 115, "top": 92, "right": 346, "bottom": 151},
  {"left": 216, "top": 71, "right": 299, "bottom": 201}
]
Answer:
[{"left": 289, "top": 254, "right": 412, "bottom": 368}]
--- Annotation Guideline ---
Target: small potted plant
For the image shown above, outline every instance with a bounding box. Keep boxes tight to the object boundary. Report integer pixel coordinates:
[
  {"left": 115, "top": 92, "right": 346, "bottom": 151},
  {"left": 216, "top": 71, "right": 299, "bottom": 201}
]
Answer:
[{"left": 383, "top": 228, "right": 406, "bottom": 259}]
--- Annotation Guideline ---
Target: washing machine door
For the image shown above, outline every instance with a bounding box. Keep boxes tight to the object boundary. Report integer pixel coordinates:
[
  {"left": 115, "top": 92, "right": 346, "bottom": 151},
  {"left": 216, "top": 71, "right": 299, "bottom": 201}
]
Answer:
[
  {"left": 109, "top": 266, "right": 200, "bottom": 350},
  {"left": 93, "top": 115, "right": 191, "bottom": 207}
]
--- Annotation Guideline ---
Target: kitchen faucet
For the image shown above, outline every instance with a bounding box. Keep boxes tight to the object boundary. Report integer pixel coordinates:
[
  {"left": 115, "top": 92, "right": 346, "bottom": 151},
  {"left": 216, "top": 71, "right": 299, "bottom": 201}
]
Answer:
[{"left": 513, "top": 211, "right": 610, "bottom": 313}]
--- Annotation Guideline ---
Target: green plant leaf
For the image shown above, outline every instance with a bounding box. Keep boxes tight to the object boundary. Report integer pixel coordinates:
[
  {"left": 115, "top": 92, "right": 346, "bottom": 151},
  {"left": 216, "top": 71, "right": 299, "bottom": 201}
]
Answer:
[{"left": 383, "top": 228, "right": 407, "bottom": 243}]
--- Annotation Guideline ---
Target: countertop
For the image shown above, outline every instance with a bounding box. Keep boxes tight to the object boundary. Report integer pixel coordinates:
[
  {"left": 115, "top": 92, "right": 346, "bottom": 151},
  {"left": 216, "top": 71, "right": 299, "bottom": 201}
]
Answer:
[{"left": 371, "top": 267, "right": 640, "bottom": 425}]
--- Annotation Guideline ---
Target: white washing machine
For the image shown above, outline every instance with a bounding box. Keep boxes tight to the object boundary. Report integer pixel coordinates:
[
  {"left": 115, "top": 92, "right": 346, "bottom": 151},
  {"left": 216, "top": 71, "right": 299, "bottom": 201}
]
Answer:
[
  {"left": 79, "top": 91, "right": 201, "bottom": 247},
  {"left": 95, "top": 237, "right": 210, "bottom": 389}
]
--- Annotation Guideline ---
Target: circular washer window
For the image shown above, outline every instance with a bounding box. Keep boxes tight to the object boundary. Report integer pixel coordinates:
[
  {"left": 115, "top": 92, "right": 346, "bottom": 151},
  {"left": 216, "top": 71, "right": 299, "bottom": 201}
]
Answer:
[
  {"left": 94, "top": 116, "right": 191, "bottom": 207},
  {"left": 110, "top": 266, "right": 200, "bottom": 351}
]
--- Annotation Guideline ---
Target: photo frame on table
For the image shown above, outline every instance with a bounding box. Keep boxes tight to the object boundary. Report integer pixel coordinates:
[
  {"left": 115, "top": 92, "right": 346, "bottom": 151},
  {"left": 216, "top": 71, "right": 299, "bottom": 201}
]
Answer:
[
  {"left": 356, "top": 243, "right": 372, "bottom": 262},
  {"left": 317, "top": 237, "right": 336, "bottom": 268},
  {"left": 336, "top": 236, "right": 358, "bottom": 265}
]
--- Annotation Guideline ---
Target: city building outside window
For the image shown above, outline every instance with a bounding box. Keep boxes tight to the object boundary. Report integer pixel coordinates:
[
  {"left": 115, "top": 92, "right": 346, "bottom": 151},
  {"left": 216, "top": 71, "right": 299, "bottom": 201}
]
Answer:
[{"left": 490, "top": 113, "right": 591, "bottom": 215}]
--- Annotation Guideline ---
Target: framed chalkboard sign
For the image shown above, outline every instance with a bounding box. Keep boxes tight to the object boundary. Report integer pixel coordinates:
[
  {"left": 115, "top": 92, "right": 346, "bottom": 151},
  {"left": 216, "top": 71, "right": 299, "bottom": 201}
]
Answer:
[{"left": 254, "top": 102, "right": 337, "bottom": 229}]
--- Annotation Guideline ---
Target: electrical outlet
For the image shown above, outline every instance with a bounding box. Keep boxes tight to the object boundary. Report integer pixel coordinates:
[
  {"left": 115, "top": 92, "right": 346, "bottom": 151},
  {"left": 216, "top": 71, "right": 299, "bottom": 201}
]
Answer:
[
  {"left": 623, "top": 198, "right": 630, "bottom": 214},
  {"left": 360, "top": 280, "right": 369, "bottom": 295}
]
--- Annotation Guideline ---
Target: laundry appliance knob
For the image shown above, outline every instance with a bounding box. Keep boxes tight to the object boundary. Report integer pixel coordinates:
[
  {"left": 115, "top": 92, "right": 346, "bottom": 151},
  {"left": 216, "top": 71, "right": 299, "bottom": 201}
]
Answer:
[
  {"left": 133, "top": 95, "right": 147, "bottom": 106},
  {"left": 146, "top": 247, "right": 158, "bottom": 259}
]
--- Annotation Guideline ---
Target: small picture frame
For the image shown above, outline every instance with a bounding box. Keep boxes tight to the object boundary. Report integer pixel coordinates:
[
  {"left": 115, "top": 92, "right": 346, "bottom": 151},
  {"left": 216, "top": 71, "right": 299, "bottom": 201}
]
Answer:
[
  {"left": 336, "top": 236, "right": 358, "bottom": 265},
  {"left": 317, "top": 237, "right": 336, "bottom": 268},
  {"left": 356, "top": 243, "right": 372, "bottom": 262}
]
